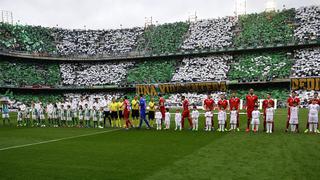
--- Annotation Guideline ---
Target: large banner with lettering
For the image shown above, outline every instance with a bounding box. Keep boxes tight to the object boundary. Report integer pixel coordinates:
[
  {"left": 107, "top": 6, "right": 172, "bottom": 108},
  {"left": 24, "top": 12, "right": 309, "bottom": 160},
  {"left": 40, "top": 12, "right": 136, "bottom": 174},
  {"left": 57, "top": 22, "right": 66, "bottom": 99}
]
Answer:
[
  {"left": 291, "top": 77, "right": 320, "bottom": 91},
  {"left": 136, "top": 81, "right": 227, "bottom": 96}
]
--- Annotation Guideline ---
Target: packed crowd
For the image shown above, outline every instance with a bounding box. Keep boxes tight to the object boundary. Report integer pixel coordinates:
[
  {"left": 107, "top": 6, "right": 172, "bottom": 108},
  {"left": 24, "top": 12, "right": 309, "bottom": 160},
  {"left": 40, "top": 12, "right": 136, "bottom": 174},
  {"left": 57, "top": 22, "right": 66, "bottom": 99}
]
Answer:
[
  {"left": 139, "top": 22, "right": 189, "bottom": 54},
  {"left": 235, "top": 9, "right": 295, "bottom": 47},
  {"left": 228, "top": 52, "right": 292, "bottom": 82},
  {"left": 291, "top": 47, "right": 320, "bottom": 77},
  {"left": 53, "top": 27, "right": 143, "bottom": 57},
  {"left": 0, "top": 60, "right": 61, "bottom": 86},
  {"left": 181, "top": 17, "right": 235, "bottom": 50},
  {"left": 59, "top": 61, "right": 134, "bottom": 86},
  {"left": 1, "top": 6, "right": 319, "bottom": 57},
  {"left": 171, "top": 55, "right": 231, "bottom": 82},
  {"left": 0, "top": 47, "right": 318, "bottom": 87},
  {"left": 0, "top": 23, "right": 56, "bottom": 53},
  {"left": 294, "top": 6, "right": 320, "bottom": 41},
  {"left": 126, "top": 60, "right": 176, "bottom": 84}
]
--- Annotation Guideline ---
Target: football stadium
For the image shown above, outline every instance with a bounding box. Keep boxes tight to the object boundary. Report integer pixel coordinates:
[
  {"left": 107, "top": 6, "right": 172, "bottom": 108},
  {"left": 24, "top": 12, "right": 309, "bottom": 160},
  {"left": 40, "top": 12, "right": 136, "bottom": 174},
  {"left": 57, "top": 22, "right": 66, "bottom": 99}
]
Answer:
[{"left": 0, "top": 0, "right": 320, "bottom": 179}]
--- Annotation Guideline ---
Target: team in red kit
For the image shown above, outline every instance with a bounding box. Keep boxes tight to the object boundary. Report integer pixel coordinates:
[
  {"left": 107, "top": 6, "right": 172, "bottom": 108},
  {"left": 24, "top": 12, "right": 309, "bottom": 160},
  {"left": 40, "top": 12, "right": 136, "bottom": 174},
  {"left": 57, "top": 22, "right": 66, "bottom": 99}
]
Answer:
[{"left": 153, "top": 88, "right": 319, "bottom": 133}]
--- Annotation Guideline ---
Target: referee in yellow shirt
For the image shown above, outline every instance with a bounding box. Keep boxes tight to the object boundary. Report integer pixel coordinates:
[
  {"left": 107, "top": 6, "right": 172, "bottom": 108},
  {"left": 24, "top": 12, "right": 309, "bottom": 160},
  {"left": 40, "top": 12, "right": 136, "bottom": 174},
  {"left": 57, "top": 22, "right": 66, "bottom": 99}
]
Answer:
[
  {"left": 148, "top": 97, "right": 156, "bottom": 127},
  {"left": 118, "top": 98, "right": 124, "bottom": 128},
  {"left": 131, "top": 95, "right": 139, "bottom": 127},
  {"left": 109, "top": 98, "right": 118, "bottom": 128}
]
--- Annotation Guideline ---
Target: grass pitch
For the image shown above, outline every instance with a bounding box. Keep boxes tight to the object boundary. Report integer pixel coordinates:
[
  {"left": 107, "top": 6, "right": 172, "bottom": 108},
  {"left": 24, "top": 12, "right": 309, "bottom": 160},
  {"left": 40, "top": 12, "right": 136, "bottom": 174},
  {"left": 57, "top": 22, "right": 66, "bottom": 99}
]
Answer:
[{"left": 0, "top": 108, "right": 319, "bottom": 180}]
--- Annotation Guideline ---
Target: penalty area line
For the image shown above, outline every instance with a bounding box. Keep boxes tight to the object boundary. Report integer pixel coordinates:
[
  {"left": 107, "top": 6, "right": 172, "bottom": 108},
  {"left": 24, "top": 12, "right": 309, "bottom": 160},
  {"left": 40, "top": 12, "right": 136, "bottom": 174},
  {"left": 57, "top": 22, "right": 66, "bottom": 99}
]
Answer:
[{"left": 0, "top": 129, "right": 119, "bottom": 151}]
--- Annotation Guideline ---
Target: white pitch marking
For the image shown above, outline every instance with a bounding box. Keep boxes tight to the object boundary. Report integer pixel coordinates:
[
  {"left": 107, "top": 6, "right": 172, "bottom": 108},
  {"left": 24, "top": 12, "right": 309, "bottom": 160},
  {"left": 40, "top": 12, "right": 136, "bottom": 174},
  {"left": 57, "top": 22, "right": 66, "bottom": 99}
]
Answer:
[{"left": 0, "top": 129, "right": 119, "bottom": 151}]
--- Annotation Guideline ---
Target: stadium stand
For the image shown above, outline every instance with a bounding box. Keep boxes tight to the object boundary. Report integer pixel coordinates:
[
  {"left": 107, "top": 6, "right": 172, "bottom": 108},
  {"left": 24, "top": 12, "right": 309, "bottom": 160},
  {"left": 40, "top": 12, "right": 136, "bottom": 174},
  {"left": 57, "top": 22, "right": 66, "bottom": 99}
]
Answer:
[
  {"left": 291, "top": 47, "right": 320, "bottom": 77},
  {"left": 181, "top": 17, "right": 235, "bottom": 50},
  {"left": 294, "top": 6, "right": 320, "bottom": 41},
  {"left": 0, "top": 6, "right": 320, "bottom": 57},
  {"left": 0, "top": 23, "right": 55, "bottom": 53},
  {"left": 228, "top": 52, "right": 292, "bottom": 82},
  {"left": 171, "top": 55, "right": 231, "bottom": 82},
  {"left": 126, "top": 60, "right": 176, "bottom": 84},
  {"left": 53, "top": 27, "right": 143, "bottom": 57},
  {"left": 64, "top": 92, "right": 124, "bottom": 102},
  {"left": 59, "top": 61, "right": 134, "bottom": 86},
  {"left": 0, "top": 60, "right": 60, "bottom": 86},
  {"left": 138, "top": 22, "right": 189, "bottom": 54},
  {"left": 0, "top": 90, "right": 64, "bottom": 108},
  {"left": 235, "top": 9, "right": 295, "bottom": 47}
]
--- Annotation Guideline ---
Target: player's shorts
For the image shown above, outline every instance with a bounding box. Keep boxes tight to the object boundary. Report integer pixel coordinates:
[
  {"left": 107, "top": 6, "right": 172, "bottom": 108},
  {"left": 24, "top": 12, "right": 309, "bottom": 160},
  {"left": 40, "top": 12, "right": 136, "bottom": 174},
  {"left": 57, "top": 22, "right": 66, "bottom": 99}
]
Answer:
[
  {"left": 156, "top": 118, "right": 162, "bottom": 124},
  {"left": 99, "top": 118, "right": 104, "bottom": 122},
  {"left": 111, "top": 111, "right": 118, "bottom": 119},
  {"left": 132, "top": 110, "right": 139, "bottom": 119},
  {"left": 47, "top": 113, "right": 53, "bottom": 119},
  {"left": 308, "top": 116, "right": 318, "bottom": 124},
  {"left": 266, "top": 116, "right": 273, "bottom": 122},
  {"left": 218, "top": 120, "right": 226, "bottom": 125},
  {"left": 182, "top": 110, "right": 190, "bottom": 118},
  {"left": 148, "top": 111, "right": 155, "bottom": 120},
  {"left": 32, "top": 115, "right": 37, "bottom": 120},
  {"left": 40, "top": 115, "right": 45, "bottom": 120},
  {"left": 78, "top": 115, "right": 84, "bottom": 121},
  {"left": 165, "top": 119, "right": 170, "bottom": 124},
  {"left": 156, "top": 119, "right": 161, "bottom": 124},
  {"left": 230, "top": 117, "right": 237, "bottom": 124},
  {"left": 85, "top": 116, "right": 90, "bottom": 121},
  {"left": 103, "top": 111, "right": 110, "bottom": 118},
  {"left": 289, "top": 118, "right": 298, "bottom": 125},
  {"left": 67, "top": 117, "right": 72, "bottom": 121},
  {"left": 247, "top": 108, "right": 254, "bottom": 119},
  {"left": 251, "top": 118, "right": 260, "bottom": 125},
  {"left": 123, "top": 110, "right": 130, "bottom": 119},
  {"left": 92, "top": 118, "right": 97, "bottom": 122},
  {"left": 205, "top": 119, "right": 212, "bottom": 125},
  {"left": 192, "top": 118, "right": 198, "bottom": 123},
  {"left": 2, "top": 113, "right": 9, "bottom": 118}
]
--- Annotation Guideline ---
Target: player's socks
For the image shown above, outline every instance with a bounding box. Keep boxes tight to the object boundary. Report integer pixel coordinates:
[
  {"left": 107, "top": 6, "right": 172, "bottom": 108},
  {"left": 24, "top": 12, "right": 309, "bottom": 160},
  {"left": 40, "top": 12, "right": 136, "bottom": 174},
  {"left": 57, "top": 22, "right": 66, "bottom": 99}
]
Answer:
[{"left": 309, "top": 124, "right": 313, "bottom": 133}]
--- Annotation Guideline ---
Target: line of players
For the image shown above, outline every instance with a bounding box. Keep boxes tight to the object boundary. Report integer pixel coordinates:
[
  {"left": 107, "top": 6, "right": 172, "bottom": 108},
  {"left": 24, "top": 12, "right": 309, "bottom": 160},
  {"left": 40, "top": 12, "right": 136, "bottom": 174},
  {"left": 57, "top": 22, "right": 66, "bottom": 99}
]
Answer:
[{"left": 1, "top": 89, "right": 319, "bottom": 133}]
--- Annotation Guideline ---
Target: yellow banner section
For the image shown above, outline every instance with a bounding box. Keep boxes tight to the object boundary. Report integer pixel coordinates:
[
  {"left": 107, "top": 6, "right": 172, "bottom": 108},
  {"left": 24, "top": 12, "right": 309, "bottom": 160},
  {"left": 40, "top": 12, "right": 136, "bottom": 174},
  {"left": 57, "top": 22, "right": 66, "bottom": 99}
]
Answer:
[
  {"left": 291, "top": 77, "right": 320, "bottom": 91},
  {"left": 136, "top": 82, "right": 227, "bottom": 96}
]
